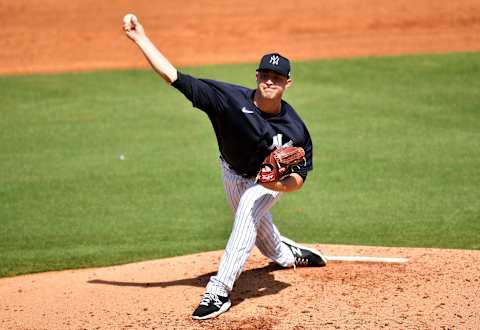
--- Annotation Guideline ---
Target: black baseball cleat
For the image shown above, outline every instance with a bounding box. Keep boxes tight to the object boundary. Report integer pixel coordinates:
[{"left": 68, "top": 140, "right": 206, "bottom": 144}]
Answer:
[
  {"left": 192, "top": 292, "right": 231, "bottom": 320},
  {"left": 281, "top": 236, "right": 327, "bottom": 267}
]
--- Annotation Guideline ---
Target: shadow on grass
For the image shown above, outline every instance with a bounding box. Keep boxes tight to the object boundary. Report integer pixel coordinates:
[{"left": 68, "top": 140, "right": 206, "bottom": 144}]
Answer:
[{"left": 88, "top": 262, "right": 290, "bottom": 306}]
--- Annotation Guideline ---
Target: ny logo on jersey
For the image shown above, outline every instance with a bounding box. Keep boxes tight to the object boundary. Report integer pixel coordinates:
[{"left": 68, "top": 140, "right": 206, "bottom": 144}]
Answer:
[
  {"left": 269, "top": 55, "right": 280, "bottom": 66},
  {"left": 269, "top": 133, "right": 293, "bottom": 150}
]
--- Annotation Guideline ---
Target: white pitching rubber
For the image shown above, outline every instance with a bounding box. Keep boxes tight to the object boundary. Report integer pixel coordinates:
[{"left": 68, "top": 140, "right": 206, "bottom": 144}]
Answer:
[{"left": 325, "top": 255, "right": 409, "bottom": 263}]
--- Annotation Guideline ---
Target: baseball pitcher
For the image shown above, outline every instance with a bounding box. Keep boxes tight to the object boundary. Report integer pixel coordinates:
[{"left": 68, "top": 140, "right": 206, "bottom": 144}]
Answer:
[{"left": 123, "top": 14, "right": 327, "bottom": 320}]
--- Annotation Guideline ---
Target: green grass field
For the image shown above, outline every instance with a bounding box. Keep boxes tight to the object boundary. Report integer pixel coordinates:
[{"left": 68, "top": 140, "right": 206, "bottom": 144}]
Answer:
[{"left": 1, "top": 52, "right": 479, "bottom": 278}]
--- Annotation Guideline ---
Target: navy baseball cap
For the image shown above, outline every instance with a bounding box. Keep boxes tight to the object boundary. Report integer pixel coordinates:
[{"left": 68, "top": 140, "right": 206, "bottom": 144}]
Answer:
[{"left": 257, "top": 53, "right": 291, "bottom": 78}]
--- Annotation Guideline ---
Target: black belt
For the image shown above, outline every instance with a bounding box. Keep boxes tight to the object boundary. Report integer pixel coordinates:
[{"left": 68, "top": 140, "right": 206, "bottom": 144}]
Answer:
[{"left": 220, "top": 156, "right": 255, "bottom": 179}]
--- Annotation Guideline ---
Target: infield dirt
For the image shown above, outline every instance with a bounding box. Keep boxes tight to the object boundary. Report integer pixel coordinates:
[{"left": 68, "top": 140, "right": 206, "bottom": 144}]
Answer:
[
  {"left": 1, "top": 0, "right": 479, "bottom": 74},
  {"left": 1, "top": 0, "right": 480, "bottom": 329}
]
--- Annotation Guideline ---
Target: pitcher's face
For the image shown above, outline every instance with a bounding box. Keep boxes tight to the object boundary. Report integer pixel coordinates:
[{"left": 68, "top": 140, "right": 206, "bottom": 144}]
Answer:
[{"left": 256, "top": 70, "right": 292, "bottom": 100}]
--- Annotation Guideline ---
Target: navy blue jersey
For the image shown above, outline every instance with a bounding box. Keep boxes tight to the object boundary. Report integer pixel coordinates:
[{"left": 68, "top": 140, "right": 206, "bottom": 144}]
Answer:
[{"left": 172, "top": 72, "right": 313, "bottom": 179}]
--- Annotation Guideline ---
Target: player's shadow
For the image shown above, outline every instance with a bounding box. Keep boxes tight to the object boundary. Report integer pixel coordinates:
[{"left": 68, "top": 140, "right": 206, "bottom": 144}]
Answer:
[{"left": 88, "top": 262, "right": 289, "bottom": 306}]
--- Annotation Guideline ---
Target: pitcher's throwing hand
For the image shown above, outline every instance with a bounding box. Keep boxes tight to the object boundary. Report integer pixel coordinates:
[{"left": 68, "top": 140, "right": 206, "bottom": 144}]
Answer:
[{"left": 123, "top": 13, "right": 145, "bottom": 42}]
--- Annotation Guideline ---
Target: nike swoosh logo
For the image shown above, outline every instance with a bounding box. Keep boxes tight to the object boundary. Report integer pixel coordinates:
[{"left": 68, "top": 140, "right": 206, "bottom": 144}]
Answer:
[{"left": 241, "top": 107, "right": 255, "bottom": 114}]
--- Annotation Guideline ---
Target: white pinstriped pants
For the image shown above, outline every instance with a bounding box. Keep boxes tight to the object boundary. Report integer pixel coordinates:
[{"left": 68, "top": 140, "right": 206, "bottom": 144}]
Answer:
[{"left": 205, "top": 158, "right": 295, "bottom": 297}]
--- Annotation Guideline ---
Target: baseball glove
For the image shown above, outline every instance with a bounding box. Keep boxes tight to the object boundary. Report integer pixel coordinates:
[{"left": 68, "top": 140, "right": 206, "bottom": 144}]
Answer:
[{"left": 256, "top": 147, "right": 306, "bottom": 183}]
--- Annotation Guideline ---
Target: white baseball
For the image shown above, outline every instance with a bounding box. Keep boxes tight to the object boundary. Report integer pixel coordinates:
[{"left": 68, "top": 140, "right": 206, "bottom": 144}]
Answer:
[{"left": 123, "top": 13, "right": 136, "bottom": 25}]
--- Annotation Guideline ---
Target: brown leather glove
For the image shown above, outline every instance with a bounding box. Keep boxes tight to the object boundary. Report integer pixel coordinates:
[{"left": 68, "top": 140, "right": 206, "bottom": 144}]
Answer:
[{"left": 256, "top": 147, "right": 306, "bottom": 183}]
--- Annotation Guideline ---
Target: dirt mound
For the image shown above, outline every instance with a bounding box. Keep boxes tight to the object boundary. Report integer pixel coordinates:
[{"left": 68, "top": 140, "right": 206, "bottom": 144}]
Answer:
[
  {"left": 1, "top": 245, "right": 479, "bottom": 329},
  {"left": 1, "top": 0, "right": 479, "bottom": 74}
]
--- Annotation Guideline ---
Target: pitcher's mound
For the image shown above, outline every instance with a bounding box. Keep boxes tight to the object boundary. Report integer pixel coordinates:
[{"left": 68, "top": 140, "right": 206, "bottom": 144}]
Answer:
[{"left": 1, "top": 244, "right": 479, "bottom": 329}]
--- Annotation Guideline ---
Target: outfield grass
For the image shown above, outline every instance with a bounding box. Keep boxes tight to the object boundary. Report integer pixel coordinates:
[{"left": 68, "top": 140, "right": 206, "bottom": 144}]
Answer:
[{"left": 1, "top": 52, "right": 479, "bottom": 277}]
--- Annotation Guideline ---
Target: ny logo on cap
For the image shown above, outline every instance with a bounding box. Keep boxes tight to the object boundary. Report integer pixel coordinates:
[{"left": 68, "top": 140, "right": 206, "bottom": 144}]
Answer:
[{"left": 269, "top": 55, "right": 280, "bottom": 66}]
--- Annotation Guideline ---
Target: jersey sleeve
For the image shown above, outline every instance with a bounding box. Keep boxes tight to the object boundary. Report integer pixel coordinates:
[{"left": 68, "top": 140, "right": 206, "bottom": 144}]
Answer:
[{"left": 171, "top": 71, "right": 225, "bottom": 115}]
